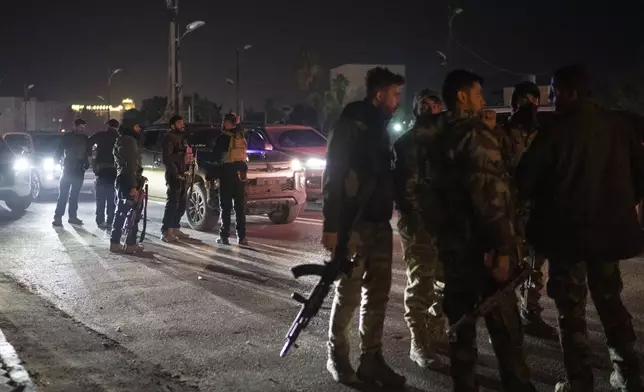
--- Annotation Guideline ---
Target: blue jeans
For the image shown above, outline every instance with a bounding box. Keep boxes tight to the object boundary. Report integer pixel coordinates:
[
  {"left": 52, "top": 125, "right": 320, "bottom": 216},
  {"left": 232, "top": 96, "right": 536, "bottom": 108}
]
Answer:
[{"left": 110, "top": 189, "right": 141, "bottom": 245}]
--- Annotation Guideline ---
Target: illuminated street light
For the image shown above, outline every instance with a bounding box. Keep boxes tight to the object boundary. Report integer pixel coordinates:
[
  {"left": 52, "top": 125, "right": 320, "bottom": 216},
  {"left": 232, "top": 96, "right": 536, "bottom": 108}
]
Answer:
[
  {"left": 236, "top": 44, "right": 253, "bottom": 119},
  {"left": 107, "top": 68, "right": 124, "bottom": 120},
  {"left": 23, "top": 84, "right": 35, "bottom": 132},
  {"left": 180, "top": 21, "right": 206, "bottom": 41}
]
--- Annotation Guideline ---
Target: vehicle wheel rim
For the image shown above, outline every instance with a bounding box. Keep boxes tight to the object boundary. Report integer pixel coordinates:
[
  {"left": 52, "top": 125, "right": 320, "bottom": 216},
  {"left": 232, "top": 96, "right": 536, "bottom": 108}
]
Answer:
[
  {"left": 188, "top": 191, "right": 205, "bottom": 225},
  {"left": 31, "top": 174, "right": 40, "bottom": 199}
]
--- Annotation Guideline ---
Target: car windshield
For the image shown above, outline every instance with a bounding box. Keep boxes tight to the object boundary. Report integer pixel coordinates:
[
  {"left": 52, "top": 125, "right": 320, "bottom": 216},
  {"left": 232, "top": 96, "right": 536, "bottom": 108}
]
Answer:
[
  {"left": 3, "top": 134, "right": 31, "bottom": 154},
  {"left": 187, "top": 127, "right": 221, "bottom": 163},
  {"left": 31, "top": 134, "right": 61, "bottom": 154},
  {"left": 277, "top": 129, "right": 326, "bottom": 148},
  {"left": 0, "top": 139, "right": 13, "bottom": 158}
]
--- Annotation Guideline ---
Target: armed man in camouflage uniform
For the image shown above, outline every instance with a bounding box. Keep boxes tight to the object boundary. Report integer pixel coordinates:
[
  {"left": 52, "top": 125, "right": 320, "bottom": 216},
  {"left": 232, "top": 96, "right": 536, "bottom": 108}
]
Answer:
[
  {"left": 517, "top": 64, "right": 644, "bottom": 392},
  {"left": 393, "top": 89, "right": 446, "bottom": 370},
  {"left": 437, "top": 70, "right": 535, "bottom": 392},
  {"left": 322, "top": 67, "right": 406, "bottom": 388},
  {"left": 502, "top": 81, "right": 558, "bottom": 340}
]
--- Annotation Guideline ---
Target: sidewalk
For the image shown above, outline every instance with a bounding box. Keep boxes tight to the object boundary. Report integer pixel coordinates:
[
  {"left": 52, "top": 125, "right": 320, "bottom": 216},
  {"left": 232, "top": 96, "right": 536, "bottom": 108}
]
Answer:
[{"left": 0, "top": 328, "right": 36, "bottom": 392}]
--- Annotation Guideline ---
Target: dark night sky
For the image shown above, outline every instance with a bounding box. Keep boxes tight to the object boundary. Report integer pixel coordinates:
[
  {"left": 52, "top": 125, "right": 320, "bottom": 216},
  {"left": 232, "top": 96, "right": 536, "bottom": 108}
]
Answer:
[{"left": 1, "top": 0, "right": 641, "bottom": 111}]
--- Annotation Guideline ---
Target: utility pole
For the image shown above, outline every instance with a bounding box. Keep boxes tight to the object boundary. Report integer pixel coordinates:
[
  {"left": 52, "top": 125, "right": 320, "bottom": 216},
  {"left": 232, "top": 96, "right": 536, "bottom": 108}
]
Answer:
[
  {"left": 166, "top": 0, "right": 179, "bottom": 118},
  {"left": 23, "top": 84, "right": 34, "bottom": 132},
  {"left": 235, "top": 48, "right": 240, "bottom": 117}
]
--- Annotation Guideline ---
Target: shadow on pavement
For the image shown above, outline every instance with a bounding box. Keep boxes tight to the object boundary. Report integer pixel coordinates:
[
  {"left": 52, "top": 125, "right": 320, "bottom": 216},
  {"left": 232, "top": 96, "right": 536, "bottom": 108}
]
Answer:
[{"left": 0, "top": 205, "right": 27, "bottom": 227}]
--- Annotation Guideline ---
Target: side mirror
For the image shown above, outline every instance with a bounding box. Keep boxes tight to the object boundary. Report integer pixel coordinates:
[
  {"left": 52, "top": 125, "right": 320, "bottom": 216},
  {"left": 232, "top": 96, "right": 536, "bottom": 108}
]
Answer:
[{"left": 264, "top": 143, "right": 273, "bottom": 151}]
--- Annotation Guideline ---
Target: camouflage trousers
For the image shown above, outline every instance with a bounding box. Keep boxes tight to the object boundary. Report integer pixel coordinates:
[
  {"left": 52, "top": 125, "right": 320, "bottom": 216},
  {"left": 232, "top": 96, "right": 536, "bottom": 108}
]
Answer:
[
  {"left": 519, "top": 253, "right": 548, "bottom": 315},
  {"left": 398, "top": 222, "right": 445, "bottom": 342},
  {"left": 547, "top": 260, "right": 641, "bottom": 391},
  {"left": 327, "top": 221, "right": 393, "bottom": 358},
  {"left": 442, "top": 252, "right": 534, "bottom": 392}
]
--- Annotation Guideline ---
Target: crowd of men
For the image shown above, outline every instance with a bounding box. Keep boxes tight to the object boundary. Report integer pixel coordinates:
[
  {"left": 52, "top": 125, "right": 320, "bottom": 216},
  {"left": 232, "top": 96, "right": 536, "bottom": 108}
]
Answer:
[
  {"left": 50, "top": 111, "right": 249, "bottom": 252},
  {"left": 321, "top": 65, "right": 644, "bottom": 391}
]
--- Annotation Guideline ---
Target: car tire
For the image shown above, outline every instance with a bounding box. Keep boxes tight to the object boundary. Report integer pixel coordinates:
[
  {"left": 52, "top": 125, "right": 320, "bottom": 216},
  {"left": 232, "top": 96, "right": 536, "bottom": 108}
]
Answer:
[
  {"left": 31, "top": 171, "right": 42, "bottom": 200},
  {"left": 268, "top": 202, "right": 306, "bottom": 225},
  {"left": 186, "top": 181, "right": 219, "bottom": 232},
  {"left": 5, "top": 195, "right": 32, "bottom": 213}
]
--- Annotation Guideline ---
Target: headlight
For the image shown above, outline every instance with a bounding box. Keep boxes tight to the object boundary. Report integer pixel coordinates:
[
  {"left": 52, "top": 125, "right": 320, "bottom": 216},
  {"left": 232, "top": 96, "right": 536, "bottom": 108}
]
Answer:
[
  {"left": 13, "top": 157, "right": 29, "bottom": 171},
  {"left": 291, "top": 159, "right": 303, "bottom": 171},
  {"left": 306, "top": 158, "right": 326, "bottom": 170},
  {"left": 43, "top": 157, "right": 56, "bottom": 171},
  {"left": 392, "top": 122, "right": 403, "bottom": 132}
]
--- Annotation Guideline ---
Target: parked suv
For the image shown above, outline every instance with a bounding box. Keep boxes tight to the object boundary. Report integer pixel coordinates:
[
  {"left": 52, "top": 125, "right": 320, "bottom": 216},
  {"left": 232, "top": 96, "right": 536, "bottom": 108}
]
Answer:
[
  {"left": 250, "top": 123, "right": 327, "bottom": 202},
  {"left": 0, "top": 135, "right": 32, "bottom": 212},
  {"left": 140, "top": 123, "right": 307, "bottom": 231},
  {"left": 5, "top": 131, "right": 95, "bottom": 200}
]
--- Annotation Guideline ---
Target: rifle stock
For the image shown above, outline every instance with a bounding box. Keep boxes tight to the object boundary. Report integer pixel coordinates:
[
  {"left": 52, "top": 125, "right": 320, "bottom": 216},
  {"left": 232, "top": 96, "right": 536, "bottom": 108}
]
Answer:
[{"left": 446, "top": 264, "right": 532, "bottom": 338}]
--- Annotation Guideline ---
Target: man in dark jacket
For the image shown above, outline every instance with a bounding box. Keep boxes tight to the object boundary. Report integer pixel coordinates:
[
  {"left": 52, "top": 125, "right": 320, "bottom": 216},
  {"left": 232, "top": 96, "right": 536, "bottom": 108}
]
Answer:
[
  {"left": 323, "top": 67, "right": 406, "bottom": 388},
  {"left": 212, "top": 112, "right": 248, "bottom": 245},
  {"left": 90, "top": 119, "right": 119, "bottom": 229},
  {"left": 53, "top": 118, "right": 90, "bottom": 227},
  {"left": 160, "top": 115, "right": 192, "bottom": 242},
  {"left": 517, "top": 64, "right": 644, "bottom": 392},
  {"left": 110, "top": 115, "right": 144, "bottom": 254}
]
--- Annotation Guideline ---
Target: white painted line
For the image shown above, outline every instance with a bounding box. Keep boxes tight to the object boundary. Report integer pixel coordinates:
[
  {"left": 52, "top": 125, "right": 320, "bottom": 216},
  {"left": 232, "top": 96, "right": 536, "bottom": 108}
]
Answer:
[{"left": 0, "top": 328, "right": 37, "bottom": 391}]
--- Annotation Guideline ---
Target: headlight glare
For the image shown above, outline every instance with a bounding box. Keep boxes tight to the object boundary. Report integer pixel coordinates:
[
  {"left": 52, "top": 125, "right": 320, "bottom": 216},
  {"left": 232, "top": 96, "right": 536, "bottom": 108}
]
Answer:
[
  {"left": 43, "top": 157, "right": 55, "bottom": 171},
  {"left": 291, "top": 159, "right": 303, "bottom": 171},
  {"left": 306, "top": 158, "right": 326, "bottom": 170},
  {"left": 13, "top": 157, "right": 29, "bottom": 171}
]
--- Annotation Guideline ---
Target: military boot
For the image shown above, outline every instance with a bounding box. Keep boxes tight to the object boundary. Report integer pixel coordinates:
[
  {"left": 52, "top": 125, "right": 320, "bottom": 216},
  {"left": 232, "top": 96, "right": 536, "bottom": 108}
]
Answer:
[
  {"left": 522, "top": 311, "right": 558, "bottom": 340},
  {"left": 409, "top": 330, "right": 443, "bottom": 369},
  {"left": 326, "top": 351, "right": 358, "bottom": 385},
  {"left": 356, "top": 352, "right": 406, "bottom": 388}
]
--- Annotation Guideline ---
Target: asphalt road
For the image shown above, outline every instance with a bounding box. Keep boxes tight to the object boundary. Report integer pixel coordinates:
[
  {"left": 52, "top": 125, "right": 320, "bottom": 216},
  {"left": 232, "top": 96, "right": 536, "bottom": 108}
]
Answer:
[{"left": 0, "top": 197, "right": 643, "bottom": 392}]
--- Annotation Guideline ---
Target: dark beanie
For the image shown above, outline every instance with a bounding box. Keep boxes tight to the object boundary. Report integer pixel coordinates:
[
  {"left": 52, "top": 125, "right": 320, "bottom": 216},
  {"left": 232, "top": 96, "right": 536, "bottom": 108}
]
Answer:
[
  {"left": 106, "top": 119, "right": 120, "bottom": 128},
  {"left": 120, "top": 109, "right": 139, "bottom": 130},
  {"left": 223, "top": 113, "right": 237, "bottom": 124}
]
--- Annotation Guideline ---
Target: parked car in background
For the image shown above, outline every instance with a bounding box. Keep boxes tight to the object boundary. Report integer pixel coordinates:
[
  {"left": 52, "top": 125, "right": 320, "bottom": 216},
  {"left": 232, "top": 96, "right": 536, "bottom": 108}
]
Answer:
[
  {"left": 15, "top": 131, "right": 95, "bottom": 200},
  {"left": 0, "top": 135, "right": 32, "bottom": 212},
  {"left": 253, "top": 123, "right": 327, "bottom": 202},
  {"left": 140, "top": 123, "right": 307, "bottom": 232}
]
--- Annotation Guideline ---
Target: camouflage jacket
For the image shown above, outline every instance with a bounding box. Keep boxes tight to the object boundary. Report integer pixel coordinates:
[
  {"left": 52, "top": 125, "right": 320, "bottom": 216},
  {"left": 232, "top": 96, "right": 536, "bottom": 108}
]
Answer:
[
  {"left": 501, "top": 117, "right": 538, "bottom": 177},
  {"left": 393, "top": 112, "right": 446, "bottom": 235},
  {"left": 436, "top": 113, "right": 515, "bottom": 255},
  {"left": 322, "top": 100, "right": 394, "bottom": 234}
]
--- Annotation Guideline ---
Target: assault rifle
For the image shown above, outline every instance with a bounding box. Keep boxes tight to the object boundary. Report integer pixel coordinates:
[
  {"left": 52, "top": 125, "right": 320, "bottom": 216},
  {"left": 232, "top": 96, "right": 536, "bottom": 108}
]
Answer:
[
  {"left": 446, "top": 262, "right": 532, "bottom": 338},
  {"left": 279, "top": 238, "right": 351, "bottom": 357},
  {"left": 280, "top": 178, "right": 377, "bottom": 358}
]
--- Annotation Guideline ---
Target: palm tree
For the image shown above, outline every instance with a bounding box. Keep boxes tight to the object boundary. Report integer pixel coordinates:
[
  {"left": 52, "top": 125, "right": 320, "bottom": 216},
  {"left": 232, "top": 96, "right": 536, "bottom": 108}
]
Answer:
[
  {"left": 295, "top": 48, "right": 320, "bottom": 93},
  {"left": 331, "top": 74, "right": 350, "bottom": 107}
]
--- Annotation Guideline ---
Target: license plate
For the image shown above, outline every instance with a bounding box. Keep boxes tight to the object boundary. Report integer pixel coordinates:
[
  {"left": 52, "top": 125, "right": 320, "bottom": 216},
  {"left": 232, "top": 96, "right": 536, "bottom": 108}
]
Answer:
[
  {"left": 257, "top": 178, "right": 282, "bottom": 186},
  {"left": 248, "top": 185, "right": 279, "bottom": 194}
]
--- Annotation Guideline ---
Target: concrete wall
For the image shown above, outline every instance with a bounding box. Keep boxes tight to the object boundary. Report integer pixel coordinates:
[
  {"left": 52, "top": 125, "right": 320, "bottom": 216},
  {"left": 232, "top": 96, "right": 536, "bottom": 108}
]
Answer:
[
  {"left": 0, "top": 98, "right": 72, "bottom": 134},
  {"left": 330, "top": 64, "right": 406, "bottom": 108}
]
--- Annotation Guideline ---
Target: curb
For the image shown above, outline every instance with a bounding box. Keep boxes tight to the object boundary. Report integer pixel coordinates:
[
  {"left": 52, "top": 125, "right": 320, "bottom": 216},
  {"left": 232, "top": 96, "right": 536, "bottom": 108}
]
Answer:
[{"left": 0, "top": 328, "right": 36, "bottom": 392}]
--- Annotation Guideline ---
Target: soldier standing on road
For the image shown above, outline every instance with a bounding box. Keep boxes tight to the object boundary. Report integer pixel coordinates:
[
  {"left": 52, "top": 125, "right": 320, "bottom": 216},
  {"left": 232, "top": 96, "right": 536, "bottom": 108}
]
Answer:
[
  {"left": 90, "top": 119, "right": 119, "bottom": 230},
  {"left": 52, "top": 118, "right": 91, "bottom": 227},
  {"left": 436, "top": 70, "right": 535, "bottom": 392},
  {"left": 502, "top": 82, "right": 558, "bottom": 340},
  {"left": 516, "top": 64, "right": 644, "bottom": 392},
  {"left": 322, "top": 67, "right": 406, "bottom": 388},
  {"left": 110, "top": 117, "right": 144, "bottom": 254},
  {"left": 393, "top": 89, "right": 446, "bottom": 370},
  {"left": 160, "top": 116, "right": 192, "bottom": 242},
  {"left": 212, "top": 113, "right": 248, "bottom": 246}
]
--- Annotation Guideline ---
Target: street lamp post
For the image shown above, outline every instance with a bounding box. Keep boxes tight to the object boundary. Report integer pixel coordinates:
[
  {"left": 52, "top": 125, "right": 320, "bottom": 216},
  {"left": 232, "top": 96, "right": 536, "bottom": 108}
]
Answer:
[
  {"left": 107, "top": 68, "right": 123, "bottom": 120},
  {"left": 446, "top": 6, "right": 464, "bottom": 68},
  {"left": 23, "top": 84, "right": 35, "bottom": 132},
  {"left": 236, "top": 44, "right": 252, "bottom": 119},
  {"left": 175, "top": 20, "right": 205, "bottom": 116}
]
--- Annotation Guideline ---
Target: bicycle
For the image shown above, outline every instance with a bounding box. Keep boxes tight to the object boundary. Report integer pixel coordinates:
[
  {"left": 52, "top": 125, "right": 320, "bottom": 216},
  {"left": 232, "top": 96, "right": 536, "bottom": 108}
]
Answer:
[{"left": 121, "top": 176, "right": 149, "bottom": 252}]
